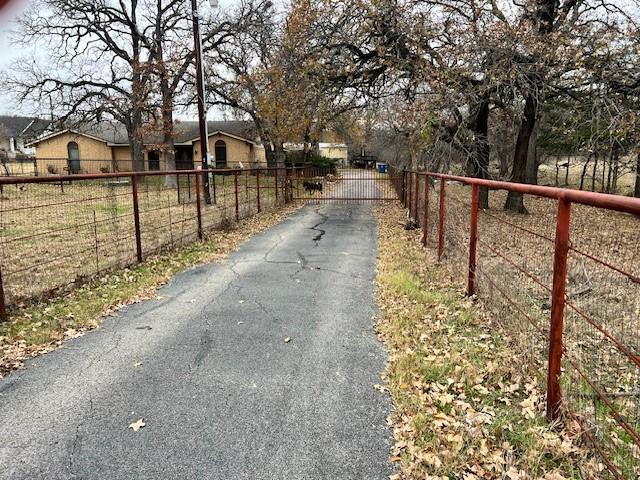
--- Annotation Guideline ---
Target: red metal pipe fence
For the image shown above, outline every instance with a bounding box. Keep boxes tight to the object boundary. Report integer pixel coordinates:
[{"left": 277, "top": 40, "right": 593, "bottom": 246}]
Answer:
[
  {"left": 392, "top": 166, "right": 640, "bottom": 479},
  {"left": 0, "top": 166, "right": 298, "bottom": 318}
]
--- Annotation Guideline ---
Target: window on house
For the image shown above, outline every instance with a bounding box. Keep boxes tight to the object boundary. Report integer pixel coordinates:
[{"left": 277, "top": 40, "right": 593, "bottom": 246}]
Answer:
[
  {"left": 67, "top": 142, "right": 80, "bottom": 174},
  {"left": 148, "top": 151, "right": 161, "bottom": 171},
  {"left": 215, "top": 140, "right": 227, "bottom": 168}
]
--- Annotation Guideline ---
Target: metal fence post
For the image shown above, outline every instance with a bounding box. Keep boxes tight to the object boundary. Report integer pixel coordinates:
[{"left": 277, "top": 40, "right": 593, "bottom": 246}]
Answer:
[
  {"left": 437, "top": 178, "right": 446, "bottom": 261},
  {"left": 547, "top": 198, "right": 572, "bottom": 421},
  {"left": 467, "top": 184, "right": 480, "bottom": 296},
  {"left": 407, "top": 170, "right": 412, "bottom": 210},
  {"left": 274, "top": 168, "right": 279, "bottom": 204},
  {"left": 211, "top": 171, "right": 217, "bottom": 205},
  {"left": 234, "top": 172, "right": 239, "bottom": 222},
  {"left": 422, "top": 174, "right": 429, "bottom": 246},
  {"left": 195, "top": 173, "right": 203, "bottom": 240},
  {"left": 402, "top": 168, "right": 407, "bottom": 206},
  {"left": 233, "top": 171, "right": 240, "bottom": 222},
  {"left": 256, "top": 170, "right": 261, "bottom": 213},
  {"left": 131, "top": 174, "right": 143, "bottom": 263},
  {"left": 0, "top": 267, "right": 7, "bottom": 322},
  {"left": 413, "top": 171, "right": 419, "bottom": 221}
]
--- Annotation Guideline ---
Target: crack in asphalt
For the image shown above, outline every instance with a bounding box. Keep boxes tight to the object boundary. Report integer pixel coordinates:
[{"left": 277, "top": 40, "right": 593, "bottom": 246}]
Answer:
[
  {"left": 68, "top": 395, "right": 93, "bottom": 478},
  {"left": 310, "top": 207, "right": 328, "bottom": 246}
]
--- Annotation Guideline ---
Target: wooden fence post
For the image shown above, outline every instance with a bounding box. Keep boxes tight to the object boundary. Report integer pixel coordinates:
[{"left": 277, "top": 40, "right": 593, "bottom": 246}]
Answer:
[
  {"left": 547, "top": 198, "right": 572, "bottom": 421},
  {"left": 467, "top": 184, "right": 479, "bottom": 296},
  {"left": 131, "top": 174, "right": 143, "bottom": 263}
]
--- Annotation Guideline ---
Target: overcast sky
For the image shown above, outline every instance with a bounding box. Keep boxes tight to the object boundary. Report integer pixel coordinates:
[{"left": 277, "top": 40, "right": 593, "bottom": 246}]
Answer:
[{"left": 0, "top": 0, "right": 32, "bottom": 115}]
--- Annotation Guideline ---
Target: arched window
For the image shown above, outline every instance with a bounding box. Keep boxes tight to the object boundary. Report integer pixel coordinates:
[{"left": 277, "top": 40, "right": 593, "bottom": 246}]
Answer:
[
  {"left": 215, "top": 140, "right": 227, "bottom": 168},
  {"left": 67, "top": 142, "right": 80, "bottom": 174}
]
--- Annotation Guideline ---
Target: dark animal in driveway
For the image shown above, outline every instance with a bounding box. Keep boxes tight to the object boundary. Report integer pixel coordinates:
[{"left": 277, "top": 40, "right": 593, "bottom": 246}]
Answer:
[{"left": 303, "top": 181, "right": 323, "bottom": 192}]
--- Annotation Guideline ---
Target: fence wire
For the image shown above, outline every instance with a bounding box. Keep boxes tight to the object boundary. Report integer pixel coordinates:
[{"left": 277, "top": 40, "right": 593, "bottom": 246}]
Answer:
[
  {"left": 0, "top": 167, "right": 292, "bottom": 308},
  {"left": 392, "top": 168, "right": 640, "bottom": 478}
]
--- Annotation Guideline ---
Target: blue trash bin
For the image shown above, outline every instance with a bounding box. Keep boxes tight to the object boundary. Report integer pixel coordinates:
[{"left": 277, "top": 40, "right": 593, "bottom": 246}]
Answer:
[{"left": 377, "top": 163, "right": 388, "bottom": 174}]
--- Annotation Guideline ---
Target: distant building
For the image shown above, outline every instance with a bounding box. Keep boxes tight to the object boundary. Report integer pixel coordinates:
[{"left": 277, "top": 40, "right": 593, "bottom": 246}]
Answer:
[
  {"left": 28, "top": 120, "right": 266, "bottom": 174},
  {"left": 318, "top": 143, "right": 348, "bottom": 165},
  {"left": 0, "top": 116, "right": 52, "bottom": 158}
]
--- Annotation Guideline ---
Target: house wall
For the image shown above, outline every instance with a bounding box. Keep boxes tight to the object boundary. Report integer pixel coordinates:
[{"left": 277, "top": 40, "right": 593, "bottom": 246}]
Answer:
[
  {"left": 320, "top": 146, "right": 349, "bottom": 163},
  {"left": 35, "top": 132, "right": 112, "bottom": 174},
  {"left": 193, "top": 134, "right": 267, "bottom": 168}
]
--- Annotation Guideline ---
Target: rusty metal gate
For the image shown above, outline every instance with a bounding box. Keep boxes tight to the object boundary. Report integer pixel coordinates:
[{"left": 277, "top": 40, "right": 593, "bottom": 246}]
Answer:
[{"left": 291, "top": 166, "right": 399, "bottom": 203}]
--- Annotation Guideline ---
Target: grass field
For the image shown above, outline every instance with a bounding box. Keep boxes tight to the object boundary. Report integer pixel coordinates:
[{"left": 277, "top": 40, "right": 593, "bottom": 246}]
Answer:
[{"left": 538, "top": 158, "right": 637, "bottom": 196}]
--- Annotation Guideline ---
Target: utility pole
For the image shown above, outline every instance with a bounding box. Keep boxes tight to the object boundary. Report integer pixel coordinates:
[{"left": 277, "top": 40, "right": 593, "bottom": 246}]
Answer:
[{"left": 191, "top": 0, "right": 212, "bottom": 204}]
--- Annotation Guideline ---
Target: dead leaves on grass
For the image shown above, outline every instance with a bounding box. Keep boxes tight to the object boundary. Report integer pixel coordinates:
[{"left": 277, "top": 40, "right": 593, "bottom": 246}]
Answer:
[{"left": 373, "top": 203, "right": 604, "bottom": 480}]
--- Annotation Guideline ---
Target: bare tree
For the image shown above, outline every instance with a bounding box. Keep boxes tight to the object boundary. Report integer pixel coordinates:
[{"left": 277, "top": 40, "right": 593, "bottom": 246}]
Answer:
[{"left": 6, "top": 0, "right": 159, "bottom": 171}]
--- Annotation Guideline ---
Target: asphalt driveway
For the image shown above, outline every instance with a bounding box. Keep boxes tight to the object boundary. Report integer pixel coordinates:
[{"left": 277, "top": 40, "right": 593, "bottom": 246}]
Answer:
[{"left": 0, "top": 204, "right": 393, "bottom": 480}]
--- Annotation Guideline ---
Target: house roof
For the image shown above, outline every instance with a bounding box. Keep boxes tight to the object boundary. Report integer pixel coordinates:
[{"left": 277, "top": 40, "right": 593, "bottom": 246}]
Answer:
[
  {"left": 0, "top": 116, "right": 52, "bottom": 139},
  {"left": 28, "top": 120, "right": 261, "bottom": 146}
]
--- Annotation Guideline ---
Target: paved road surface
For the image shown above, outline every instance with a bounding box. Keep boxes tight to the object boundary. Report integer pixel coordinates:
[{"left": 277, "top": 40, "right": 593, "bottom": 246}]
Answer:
[{"left": 0, "top": 205, "right": 393, "bottom": 480}]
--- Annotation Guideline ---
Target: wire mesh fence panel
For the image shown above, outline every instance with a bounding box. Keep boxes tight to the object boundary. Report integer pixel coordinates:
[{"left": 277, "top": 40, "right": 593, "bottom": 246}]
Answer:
[
  {"left": 440, "top": 182, "right": 472, "bottom": 287},
  {"left": 136, "top": 173, "right": 199, "bottom": 257},
  {"left": 563, "top": 204, "right": 640, "bottom": 478},
  {"left": 424, "top": 178, "right": 439, "bottom": 250},
  {"left": 0, "top": 177, "right": 136, "bottom": 304},
  {"left": 397, "top": 169, "right": 640, "bottom": 477},
  {"left": 476, "top": 191, "right": 558, "bottom": 368},
  {"left": 0, "top": 167, "right": 297, "bottom": 312},
  {"left": 0, "top": 160, "right": 38, "bottom": 177}
]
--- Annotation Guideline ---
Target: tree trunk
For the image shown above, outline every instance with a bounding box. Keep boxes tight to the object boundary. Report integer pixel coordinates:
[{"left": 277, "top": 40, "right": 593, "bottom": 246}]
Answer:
[
  {"left": 303, "top": 130, "right": 312, "bottom": 161},
  {"left": 161, "top": 91, "right": 177, "bottom": 186},
  {"left": 565, "top": 156, "right": 570, "bottom": 186},
  {"left": 273, "top": 141, "right": 286, "bottom": 168},
  {"left": 130, "top": 131, "right": 145, "bottom": 173},
  {"left": 469, "top": 96, "right": 490, "bottom": 209},
  {"left": 159, "top": 61, "right": 176, "bottom": 186},
  {"left": 505, "top": 93, "right": 536, "bottom": 213},
  {"left": 579, "top": 155, "right": 591, "bottom": 190},
  {"left": 611, "top": 147, "right": 620, "bottom": 193},
  {"left": 264, "top": 141, "right": 276, "bottom": 167},
  {"left": 634, "top": 152, "right": 640, "bottom": 198},
  {"left": 525, "top": 123, "right": 539, "bottom": 185},
  {"left": 606, "top": 148, "right": 614, "bottom": 193},
  {"left": 591, "top": 154, "right": 598, "bottom": 192}
]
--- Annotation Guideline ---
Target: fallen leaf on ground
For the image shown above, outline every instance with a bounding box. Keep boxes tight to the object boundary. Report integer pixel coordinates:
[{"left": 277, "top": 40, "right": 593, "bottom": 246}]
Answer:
[
  {"left": 128, "top": 419, "right": 145, "bottom": 432},
  {"left": 284, "top": 337, "right": 291, "bottom": 343}
]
